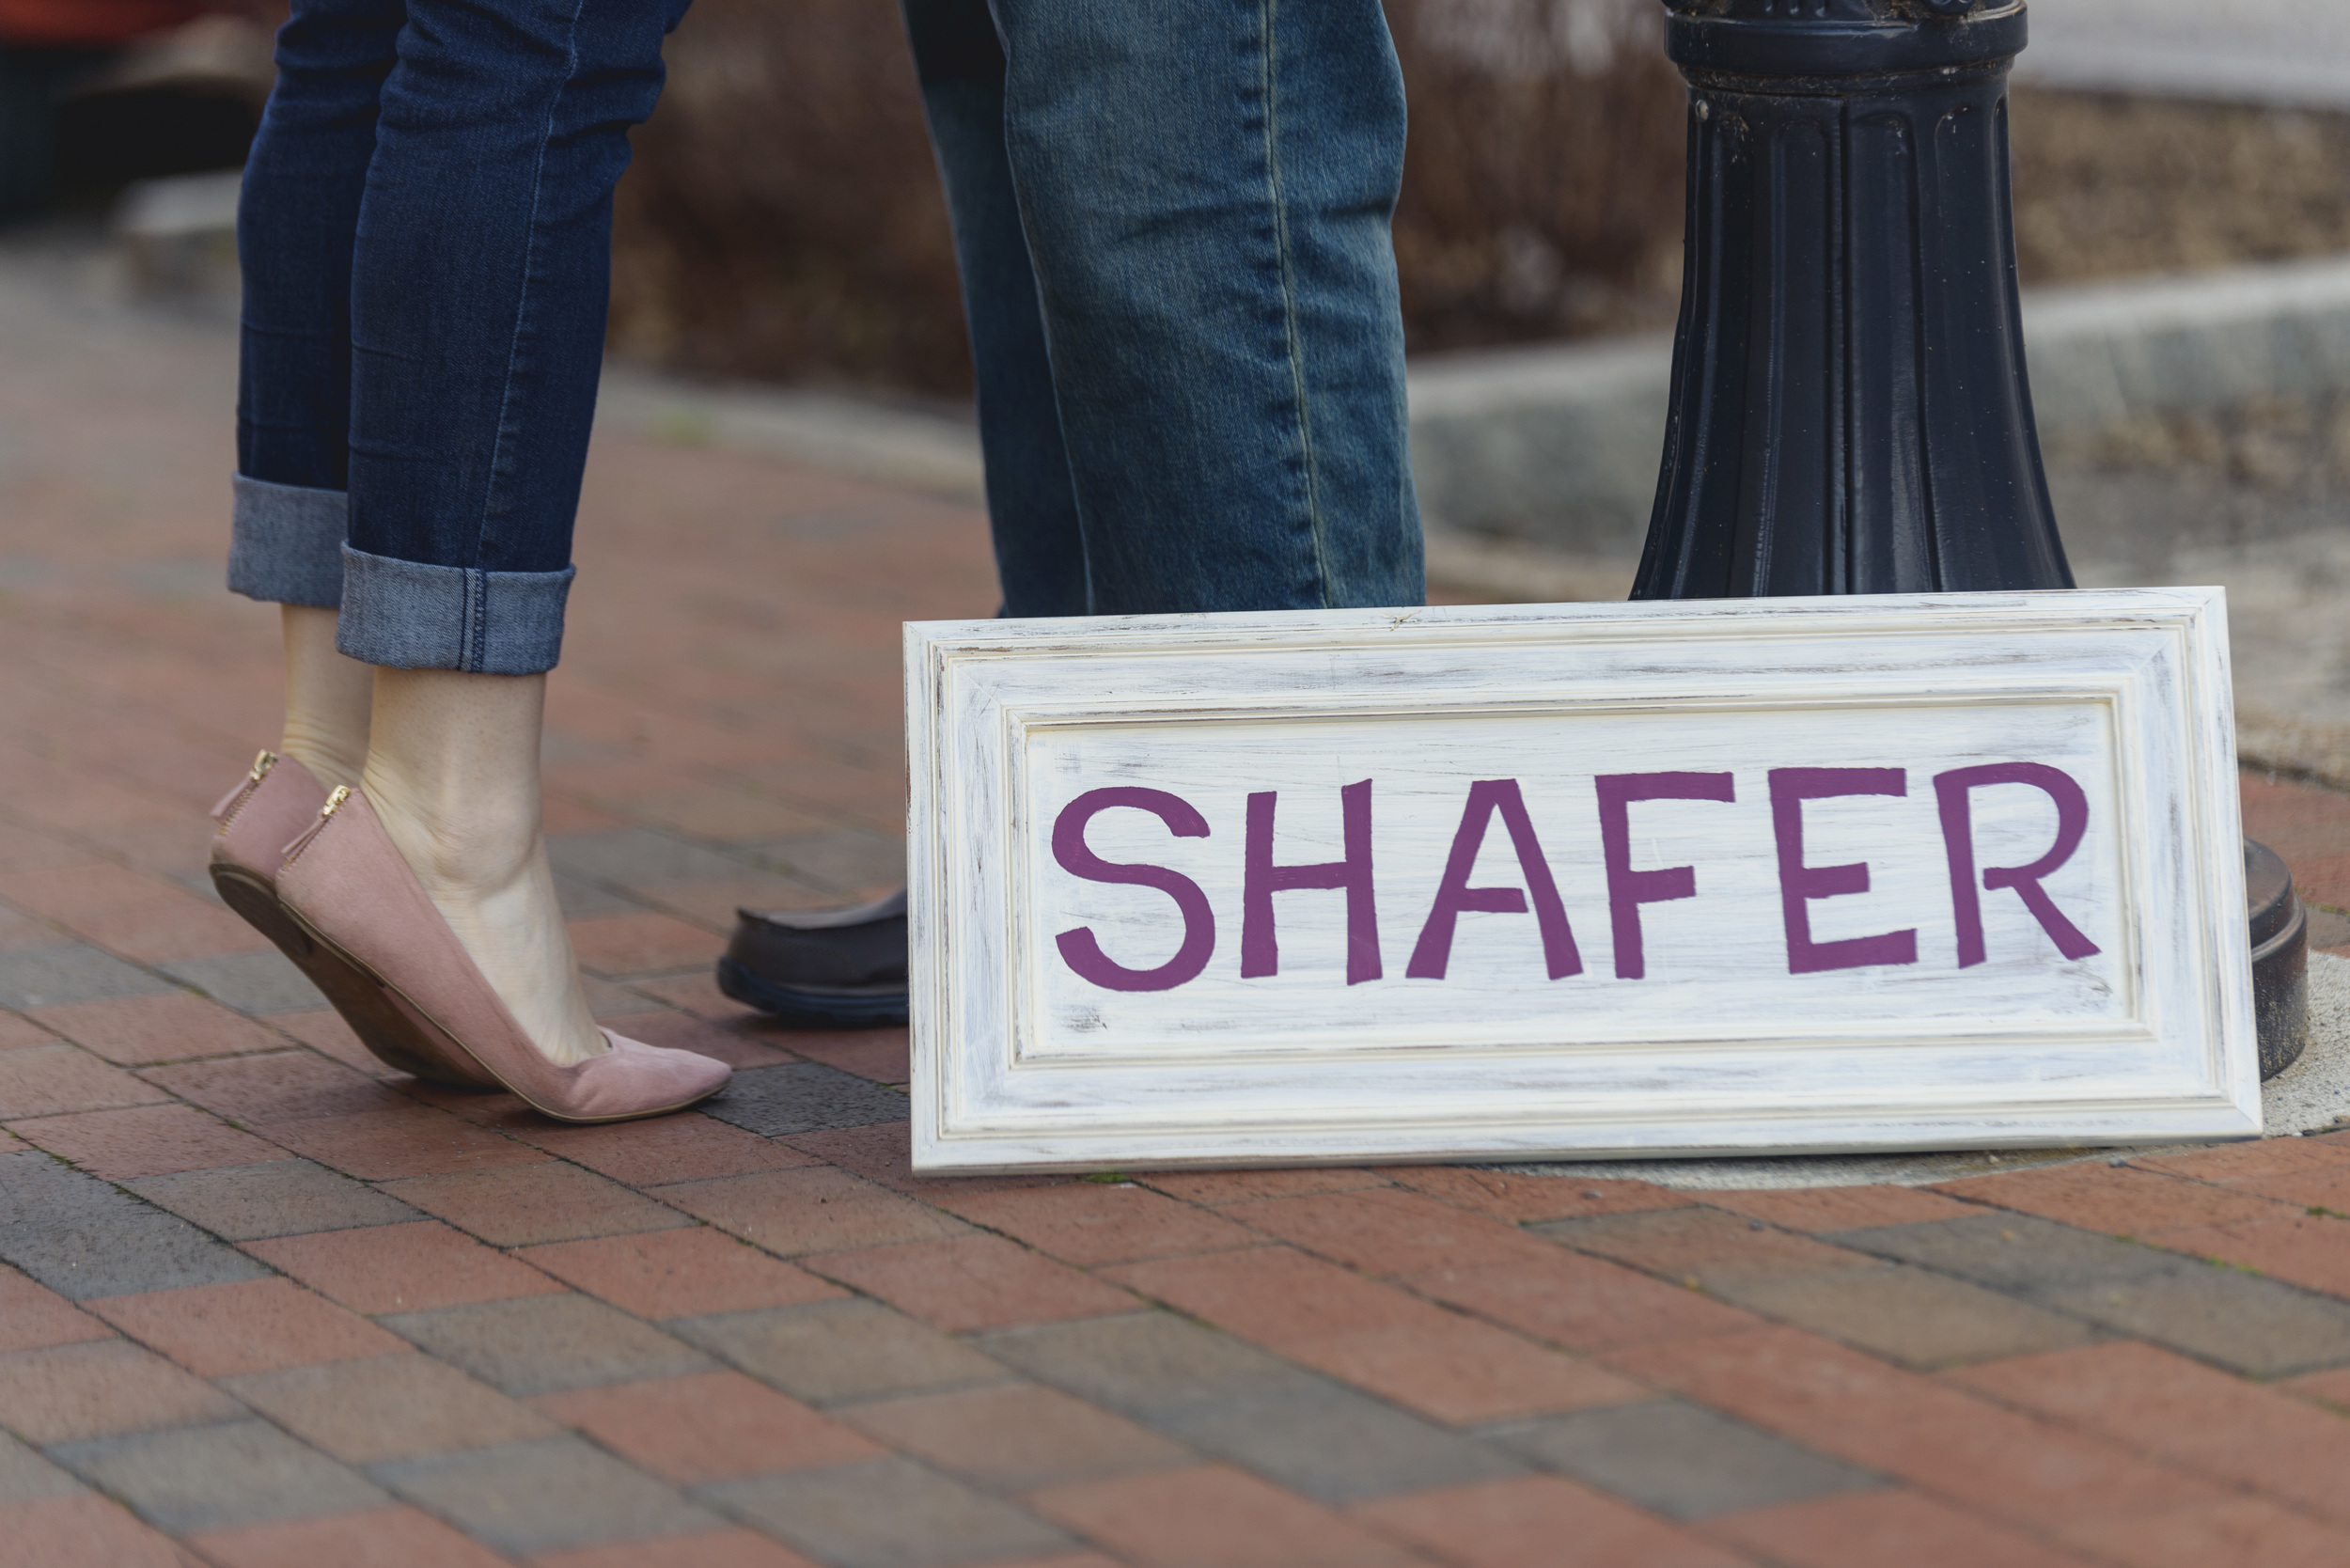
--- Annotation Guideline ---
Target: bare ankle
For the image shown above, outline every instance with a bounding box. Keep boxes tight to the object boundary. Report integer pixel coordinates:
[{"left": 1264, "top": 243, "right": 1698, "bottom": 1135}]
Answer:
[
  {"left": 361, "top": 767, "right": 540, "bottom": 897},
  {"left": 276, "top": 730, "right": 367, "bottom": 793}
]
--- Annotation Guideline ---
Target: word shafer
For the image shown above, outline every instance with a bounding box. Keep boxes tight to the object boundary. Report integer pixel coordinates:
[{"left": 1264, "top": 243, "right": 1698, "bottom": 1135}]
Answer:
[{"left": 1051, "top": 764, "right": 2100, "bottom": 994}]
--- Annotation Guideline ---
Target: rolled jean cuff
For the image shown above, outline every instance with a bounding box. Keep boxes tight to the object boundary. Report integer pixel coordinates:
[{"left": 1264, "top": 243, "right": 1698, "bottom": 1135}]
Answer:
[
  {"left": 335, "top": 544, "right": 576, "bottom": 675},
  {"left": 227, "top": 475, "right": 348, "bottom": 608}
]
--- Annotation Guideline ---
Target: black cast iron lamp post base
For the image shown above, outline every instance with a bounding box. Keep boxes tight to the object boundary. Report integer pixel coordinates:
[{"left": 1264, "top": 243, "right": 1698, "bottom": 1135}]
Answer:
[{"left": 1637, "top": 0, "right": 2308, "bottom": 1076}]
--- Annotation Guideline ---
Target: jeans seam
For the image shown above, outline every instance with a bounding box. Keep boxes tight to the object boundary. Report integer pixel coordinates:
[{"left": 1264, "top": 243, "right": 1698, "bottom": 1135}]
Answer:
[
  {"left": 478, "top": 0, "right": 591, "bottom": 583},
  {"left": 1258, "top": 0, "right": 1332, "bottom": 608},
  {"left": 470, "top": 566, "right": 489, "bottom": 672}
]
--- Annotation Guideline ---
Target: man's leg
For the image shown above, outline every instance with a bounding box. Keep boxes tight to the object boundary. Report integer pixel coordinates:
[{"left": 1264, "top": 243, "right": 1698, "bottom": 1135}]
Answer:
[
  {"left": 719, "top": 0, "right": 1425, "bottom": 1026},
  {"left": 903, "top": 0, "right": 1088, "bottom": 619},
  {"left": 991, "top": 0, "right": 1423, "bottom": 613}
]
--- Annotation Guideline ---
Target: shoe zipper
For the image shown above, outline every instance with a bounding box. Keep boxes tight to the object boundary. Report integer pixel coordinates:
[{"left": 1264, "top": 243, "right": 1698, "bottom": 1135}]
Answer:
[
  {"left": 278, "top": 784, "right": 349, "bottom": 871},
  {"left": 212, "top": 750, "right": 278, "bottom": 836}
]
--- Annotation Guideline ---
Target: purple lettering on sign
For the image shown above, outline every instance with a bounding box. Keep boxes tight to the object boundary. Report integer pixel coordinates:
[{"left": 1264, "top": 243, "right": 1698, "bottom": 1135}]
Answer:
[
  {"left": 1052, "top": 787, "right": 1217, "bottom": 993},
  {"left": 1406, "top": 779, "right": 1582, "bottom": 980},
  {"left": 1242, "top": 780, "right": 1382, "bottom": 985},
  {"left": 1933, "top": 762, "right": 2101, "bottom": 967},
  {"left": 1595, "top": 771, "right": 1735, "bottom": 980},
  {"left": 1768, "top": 767, "right": 1919, "bottom": 976}
]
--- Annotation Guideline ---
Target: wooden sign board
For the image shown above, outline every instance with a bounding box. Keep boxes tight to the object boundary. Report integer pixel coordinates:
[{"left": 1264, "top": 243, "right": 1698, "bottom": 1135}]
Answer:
[{"left": 905, "top": 588, "right": 2258, "bottom": 1173}]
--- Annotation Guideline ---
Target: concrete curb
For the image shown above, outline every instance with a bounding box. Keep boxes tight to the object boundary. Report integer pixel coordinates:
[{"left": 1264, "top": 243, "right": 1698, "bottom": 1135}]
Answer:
[
  {"left": 599, "top": 254, "right": 2350, "bottom": 561},
  {"left": 594, "top": 368, "right": 987, "bottom": 502},
  {"left": 1405, "top": 252, "right": 2350, "bottom": 552}
]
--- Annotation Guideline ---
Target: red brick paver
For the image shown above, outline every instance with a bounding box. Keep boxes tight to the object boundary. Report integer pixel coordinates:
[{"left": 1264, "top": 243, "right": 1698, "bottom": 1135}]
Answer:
[
  {"left": 27, "top": 992, "right": 287, "bottom": 1067},
  {"left": 0, "top": 1493, "right": 194, "bottom": 1568},
  {"left": 518, "top": 1227, "right": 844, "bottom": 1318},
  {"left": 188, "top": 1506, "right": 512, "bottom": 1568},
  {"left": 244, "top": 1220, "right": 565, "bottom": 1313},
  {"left": 0, "top": 1267, "right": 111, "bottom": 1355},
  {"left": 87, "top": 1278, "right": 408, "bottom": 1376},
  {"left": 5, "top": 1102, "right": 282, "bottom": 1179},
  {"left": 803, "top": 1232, "right": 1136, "bottom": 1332},
  {"left": 1107, "top": 1246, "right": 1646, "bottom": 1424},
  {"left": 532, "top": 1370, "right": 885, "bottom": 1483},
  {"left": 1029, "top": 1465, "right": 1429, "bottom": 1568}
]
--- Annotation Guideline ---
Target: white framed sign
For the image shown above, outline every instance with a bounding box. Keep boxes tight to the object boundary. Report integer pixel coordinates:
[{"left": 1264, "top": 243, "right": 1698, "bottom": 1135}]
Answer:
[{"left": 905, "top": 588, "right": 2258, "bottom": 1173}]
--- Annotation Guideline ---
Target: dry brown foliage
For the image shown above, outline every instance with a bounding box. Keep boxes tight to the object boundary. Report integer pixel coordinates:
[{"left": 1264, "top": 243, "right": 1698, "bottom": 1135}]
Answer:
[
  {"left": 2009, "top": 86, "right": 2350, "bottom": 285},
  {"left": 1387, "top": 0, "right": 1686, "bottom": 351},
  {"left": 607, "top": 0, "right": 965, "bottom": 393}
]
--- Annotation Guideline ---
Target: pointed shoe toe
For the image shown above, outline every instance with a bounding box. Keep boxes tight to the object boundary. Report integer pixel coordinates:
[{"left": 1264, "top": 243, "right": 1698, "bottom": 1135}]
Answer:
[
  {"left": 274, "top": 789, "right": 725, "bottom": 1123},
  {"left": 563, "top": 1030, "right": 732, "bottom": 1121}
]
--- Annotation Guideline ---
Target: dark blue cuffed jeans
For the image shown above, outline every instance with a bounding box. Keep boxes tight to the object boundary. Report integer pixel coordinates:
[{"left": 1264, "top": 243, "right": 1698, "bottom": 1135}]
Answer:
[
  {"left": 231, "top": 0, "right": 688, "bottom": 674},
  {"left": 902, "top": 0, "right": 1425, "bottom": 617}
]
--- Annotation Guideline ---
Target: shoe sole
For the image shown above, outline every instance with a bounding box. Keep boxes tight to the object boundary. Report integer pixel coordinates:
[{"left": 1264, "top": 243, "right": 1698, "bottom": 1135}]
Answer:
[
  {"left": 271, "top": 892, "right": 728, "bottom": 1126},
  {"left": 211, "top": 862, "right": 493, "bottom": 1089},
  {"left": 717, "top": 957, "right": 909, "bottom": 1029}
]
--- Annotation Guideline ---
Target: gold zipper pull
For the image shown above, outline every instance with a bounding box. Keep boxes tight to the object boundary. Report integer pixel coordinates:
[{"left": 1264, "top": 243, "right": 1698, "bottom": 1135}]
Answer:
[
  {"left": 321, "top": 785, "right": 352, "bottom": 818},
  {"left": 248, "top": 749, "right": 278, "bottom": 784}
]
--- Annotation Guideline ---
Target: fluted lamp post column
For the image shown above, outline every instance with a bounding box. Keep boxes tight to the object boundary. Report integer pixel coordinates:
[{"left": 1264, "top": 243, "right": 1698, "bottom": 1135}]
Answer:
[{"left": 1637, "top": 0, "right": 2309, "bottom": 1075}]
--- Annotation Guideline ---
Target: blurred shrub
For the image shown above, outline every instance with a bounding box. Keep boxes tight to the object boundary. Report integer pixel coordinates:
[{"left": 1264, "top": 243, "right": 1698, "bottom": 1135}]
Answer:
[
  {"left": 608, "top": 2, "right": 2350, "bottom": 397},
  {"left": 2010, "top": 87, "right": 2350, "bottom": 285},
  {"left": 1387, "top": 0, "right": 1684, "bottom": 352},
  {"left": 608, "top": 0, "right": 964, "bottom": 394},
  {"left": 608, "top": 0, "right": 1689, "bottom": 393}
]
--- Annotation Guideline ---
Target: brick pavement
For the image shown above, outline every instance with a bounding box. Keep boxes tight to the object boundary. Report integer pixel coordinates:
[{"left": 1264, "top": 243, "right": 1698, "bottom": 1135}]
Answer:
[{"left": 5, "top": 255, "right": 2350, "bottom": 1565}]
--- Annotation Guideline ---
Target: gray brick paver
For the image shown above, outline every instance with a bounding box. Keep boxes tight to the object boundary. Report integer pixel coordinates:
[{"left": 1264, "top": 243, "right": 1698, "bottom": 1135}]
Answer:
[
  {"left": 701, "top": 1457, "right": 1073, "bottom": 1568},
  {"left": 45, "top": 1418, "right": 387, "bottom": 1533},
  {"left": 553, "top": 874, "right": 650, "bottom": 921},
  {"left": 2042, "top": 1270, "right": 2350, "bottom": 1378},
  {"left": 1836, "top": 1212, "right": 2350, "bottom": 1375},
  {"left": 220, "top": 1354, "right": 564, "bottom": 1466},
  {"left": 670, "top": 1299, "right": 1008, "bottom": 1406},
  {"left": 0, "top": 1432, "right": 86, "bottom": 1505},
  {"left": 1482, "top": 1398, "right": 1885, "bottom": 1521},
  {"left": 977, "top": 1311, "right": 1524, "bottom": 1504},
  {"left": 734, "top": 829, "right": 906, "bottom": 892},
  {"left": 547, "top": 829, "right": 765, "bottom": 890},
  {"left": 0, "top": 947, "right": 173, "bottom": 1011},
  {"left": 0, "top": 1150, "right": 268, "bottom": 1300},
  {"left": 697, "top": 1062, "right": 912, "bottom": 1137},
  {"left": 369, "top": 1435, "right": 722, "bottom": 1555},
  {"left": 124, "top": 1159, "right": 422, "bottom": 1242},
  {"left": 379, "top": 1294, "right": 714, "bottom": 1397},
  {"left": 156, "top": 951, "right": 327, "bottom": 1016},
  {"left": 1829, "top": 1214, "right": 2188, "bottom": 1292},
  {"left": 1715, "top": 1262, "right": 2107, "bottom": 1370}
]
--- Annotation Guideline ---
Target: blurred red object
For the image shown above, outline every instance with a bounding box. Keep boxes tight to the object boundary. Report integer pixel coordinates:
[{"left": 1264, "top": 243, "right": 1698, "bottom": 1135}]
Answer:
[{"left": 0, "top": 1, "right": 217, "bottom": 46}]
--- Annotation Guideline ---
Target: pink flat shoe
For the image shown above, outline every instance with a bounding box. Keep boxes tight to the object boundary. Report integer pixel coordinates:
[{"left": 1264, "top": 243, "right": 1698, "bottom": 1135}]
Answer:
[
  {"left": 211, "top": 752, "right": 497, "bottom": 1089},
  {"left": 273, "top": 786, "right": 730, "bottom": 1123}
]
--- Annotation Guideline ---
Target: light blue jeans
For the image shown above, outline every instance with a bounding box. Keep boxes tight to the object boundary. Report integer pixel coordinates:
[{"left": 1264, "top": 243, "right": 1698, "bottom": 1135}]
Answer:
[{"left": 903, "top": 0, "right": 1425, "bottom": 616}]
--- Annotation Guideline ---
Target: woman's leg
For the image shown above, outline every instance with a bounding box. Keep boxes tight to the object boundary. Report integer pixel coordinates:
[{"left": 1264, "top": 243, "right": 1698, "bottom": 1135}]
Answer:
[
  {"left": 341, "top": 0, "right": 689, "bottom": 1066},
  {"left": 279, "top": 606, "right": 374, "bottom": 789},
  {"left": 233, "top": 0, "right": 405, "bottom": 789},
  {"left": 362, "top": 668, "right": 598, "bottom": 1066}
]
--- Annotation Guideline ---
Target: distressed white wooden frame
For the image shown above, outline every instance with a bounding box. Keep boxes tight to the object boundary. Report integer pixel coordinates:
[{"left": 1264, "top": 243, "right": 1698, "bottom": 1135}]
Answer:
[{"left": 905, "top": 588, "right": 2257, "bottom": 1173}]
